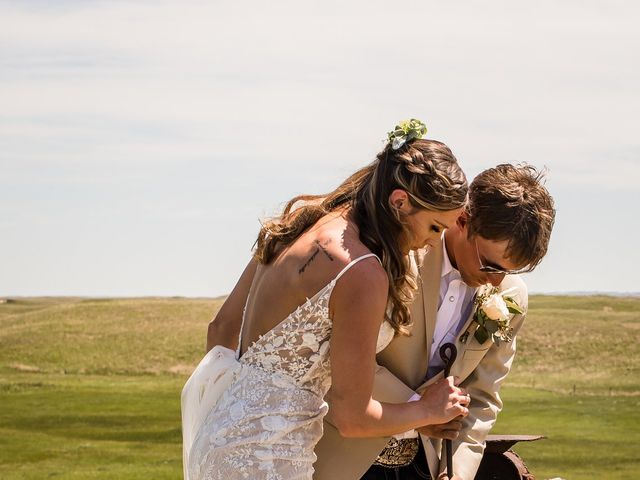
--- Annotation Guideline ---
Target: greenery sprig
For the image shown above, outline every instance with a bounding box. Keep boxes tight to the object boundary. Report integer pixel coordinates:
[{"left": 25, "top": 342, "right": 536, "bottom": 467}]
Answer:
[{"left": 387, "top": 119, "right": 428, "bottom": 150}]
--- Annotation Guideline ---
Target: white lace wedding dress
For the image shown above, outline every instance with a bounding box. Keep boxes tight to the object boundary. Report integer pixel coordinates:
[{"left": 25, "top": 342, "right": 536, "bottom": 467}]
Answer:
[{"left": 182, "top": 253, "right": 394, "bottom": 480}]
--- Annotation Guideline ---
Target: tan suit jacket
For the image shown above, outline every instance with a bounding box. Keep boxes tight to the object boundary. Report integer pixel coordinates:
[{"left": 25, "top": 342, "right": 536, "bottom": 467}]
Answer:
[{"left": 313, "top": 243, "right": 528, "bottom": 480}]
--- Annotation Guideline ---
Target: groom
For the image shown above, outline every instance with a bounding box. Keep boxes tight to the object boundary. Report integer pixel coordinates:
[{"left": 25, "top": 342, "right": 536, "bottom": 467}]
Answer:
[{"left": 314, "top": 164, "right": 556, "bottom": 480}]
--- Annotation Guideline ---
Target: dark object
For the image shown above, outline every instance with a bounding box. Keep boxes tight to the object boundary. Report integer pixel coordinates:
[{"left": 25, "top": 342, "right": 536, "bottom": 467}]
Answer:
[
  {"left": 474, "top": 435, "right": 546, "bottom": 480},
  {"left": 362, "top": 440, "right": 432, "bottom": 480},
  {"left": 372, "top": 437, "right": 419, "bottom": 467},
  {"left": 439, "top": 343, "right": 458, "bottom": 480}
]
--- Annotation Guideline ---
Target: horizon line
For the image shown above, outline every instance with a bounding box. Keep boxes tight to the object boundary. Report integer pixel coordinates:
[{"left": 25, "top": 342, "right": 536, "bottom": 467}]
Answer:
[{"left": 2, "top": 291, "right": 639, "bottom": 300}]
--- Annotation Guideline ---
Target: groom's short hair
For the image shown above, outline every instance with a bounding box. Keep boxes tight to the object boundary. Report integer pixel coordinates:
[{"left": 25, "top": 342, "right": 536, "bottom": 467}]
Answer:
[{"left": 466, "top": 164, "right": 555, "bottom": 272}]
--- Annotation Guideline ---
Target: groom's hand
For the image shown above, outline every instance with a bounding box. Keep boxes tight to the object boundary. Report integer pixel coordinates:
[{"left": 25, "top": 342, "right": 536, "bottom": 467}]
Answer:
[{"left": 416, "top": 415, "right": 464, "bottom": 440}]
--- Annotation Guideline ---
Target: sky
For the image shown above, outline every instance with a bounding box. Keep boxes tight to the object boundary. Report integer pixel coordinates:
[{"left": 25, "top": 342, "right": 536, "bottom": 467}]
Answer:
[{"left": 1, "top": 0, "right": 638, "bottom": 297}]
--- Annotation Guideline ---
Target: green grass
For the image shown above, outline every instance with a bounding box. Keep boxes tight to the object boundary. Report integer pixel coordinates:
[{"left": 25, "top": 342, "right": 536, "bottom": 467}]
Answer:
[
  {"left": 0, "top": 373, "right": 182, "bottom": 479},
  {"left": 0, "top": 297, "right": 222, "bottom": 479},
  {"left": 0, "top": 297, "right": 223, "bottom": 376},
  {"left": 509, "top": 295, "right": 640, "bottom": 396},
  {"left": 494, "top": 387, "right": 640, "bottom": 480},
  {"left": 0, "top": 295, "right": 638, "bottom": 479}
]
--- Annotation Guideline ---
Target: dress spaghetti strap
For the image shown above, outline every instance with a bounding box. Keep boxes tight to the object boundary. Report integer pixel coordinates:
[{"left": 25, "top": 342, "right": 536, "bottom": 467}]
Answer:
[
  {"left": 333, "top": 253, "right": 381, "bottom": 282},
  {"left": 236, "top": 252, "right": 381, "bottom": 357}
]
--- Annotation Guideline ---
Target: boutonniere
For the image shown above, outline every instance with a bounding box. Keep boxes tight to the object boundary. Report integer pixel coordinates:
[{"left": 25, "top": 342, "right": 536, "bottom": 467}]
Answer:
[{"left": 462, "top": 285, "right": 524, "bottom": 345}]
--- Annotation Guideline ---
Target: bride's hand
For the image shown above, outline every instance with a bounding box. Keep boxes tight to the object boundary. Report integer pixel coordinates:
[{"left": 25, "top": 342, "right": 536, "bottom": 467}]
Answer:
[{"left": 418, "top": 376, "right": 470, "bottom": 425}]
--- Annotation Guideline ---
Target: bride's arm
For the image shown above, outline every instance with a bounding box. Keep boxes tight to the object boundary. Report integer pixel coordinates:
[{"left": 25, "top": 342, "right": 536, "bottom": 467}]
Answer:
[
  {"left": 328, "top": 260, "right": 468, "bottom": 438},
  {"left": 206, "top": 259, "right": 258, "bottom": 352}
]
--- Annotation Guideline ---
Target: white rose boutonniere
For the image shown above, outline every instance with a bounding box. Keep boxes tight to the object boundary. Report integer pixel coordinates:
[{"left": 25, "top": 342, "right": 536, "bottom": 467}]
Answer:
[
  {"left": 482, "top": 293, "right": 510, "bottom": 321},
  {"left": 464, "top": 285, "right": 524, "bottom": 344}
]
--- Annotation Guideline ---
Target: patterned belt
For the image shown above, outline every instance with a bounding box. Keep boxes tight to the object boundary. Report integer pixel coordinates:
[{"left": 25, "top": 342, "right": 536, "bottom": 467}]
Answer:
[{"left": 373, "top": 437, "right": 420, "bottom": 467}]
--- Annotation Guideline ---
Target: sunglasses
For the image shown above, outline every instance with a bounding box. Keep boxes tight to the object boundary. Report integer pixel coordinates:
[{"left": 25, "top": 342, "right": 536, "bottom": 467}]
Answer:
[{"left": 474, "top": 238, "right": 529, "bottom": 276}]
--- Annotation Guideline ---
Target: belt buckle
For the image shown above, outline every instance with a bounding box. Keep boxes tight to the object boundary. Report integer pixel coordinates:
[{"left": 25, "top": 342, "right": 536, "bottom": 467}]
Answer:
[{"left": 374, "top": 438, "right": 419, "bottom": 468}]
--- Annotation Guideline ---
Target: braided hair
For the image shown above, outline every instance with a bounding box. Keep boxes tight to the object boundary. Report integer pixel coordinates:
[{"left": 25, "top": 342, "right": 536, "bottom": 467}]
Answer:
[{"left": 254, "top": 138, "right": 468, "bottom": 335}]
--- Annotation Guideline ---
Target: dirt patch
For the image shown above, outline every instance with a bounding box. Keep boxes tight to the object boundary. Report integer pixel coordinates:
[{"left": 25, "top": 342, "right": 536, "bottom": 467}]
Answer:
[
  {"left": 622, "top": 322, "right": 640, "bottom": 329},
  {"left": 9, "top": 363, "right": 41, "bottom": 372},
  {"left": 167, "top": 364, "right": 195, "bottom": 375}
]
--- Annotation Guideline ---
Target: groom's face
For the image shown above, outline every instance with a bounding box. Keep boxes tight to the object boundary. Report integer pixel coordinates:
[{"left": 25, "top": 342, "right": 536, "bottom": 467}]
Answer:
[{"left": 455, "top": 231, "right": 523, "bottom": 288}]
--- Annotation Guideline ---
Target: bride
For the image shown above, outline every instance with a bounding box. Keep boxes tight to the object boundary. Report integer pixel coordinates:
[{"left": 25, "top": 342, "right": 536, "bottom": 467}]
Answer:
[{"left": 182, "top": 120, "right": 471, "bottom": 479}]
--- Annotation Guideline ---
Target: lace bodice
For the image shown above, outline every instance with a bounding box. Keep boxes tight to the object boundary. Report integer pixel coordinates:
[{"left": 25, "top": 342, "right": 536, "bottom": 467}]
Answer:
[
  {"left": 238, "top": 253, "right": 392, "bottom": 397},
  {"left": 239, "top": 281, "right": 334, "bottom": 396},
  {"left": 184, "top": 253, "right": 387, "bottom": 480}
]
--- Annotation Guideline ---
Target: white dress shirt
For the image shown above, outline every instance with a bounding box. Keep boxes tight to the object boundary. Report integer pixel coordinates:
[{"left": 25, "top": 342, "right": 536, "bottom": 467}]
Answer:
[
  {"left": 427, "top": 238, "right": 475, "bottom": 379},
  {"left": 393, "top": 237, "right": 475, "bottom": 440}
]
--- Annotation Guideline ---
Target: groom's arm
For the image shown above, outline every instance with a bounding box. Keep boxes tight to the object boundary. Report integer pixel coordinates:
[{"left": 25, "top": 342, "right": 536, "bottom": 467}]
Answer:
[
  {"left": 371, "top": 364, "right": 419, "bottom": 402},
  {"left": 437, "top": 280, "right": 528, "bottom": 480},
  {"left": 314, "top": 365, "right": 418, "bottom": 480},
  {"left": 206, "top": 259, "right": 258, "bottom": 352},
  {"left": 445, "top": 327, "right": 521, "bottom": 479}
]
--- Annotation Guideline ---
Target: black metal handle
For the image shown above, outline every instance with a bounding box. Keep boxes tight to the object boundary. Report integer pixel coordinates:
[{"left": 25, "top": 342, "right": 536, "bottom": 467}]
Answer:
[
  {"left": 439, "top": 342, "right": 458, "bottom": 479},
  {"left": 439, "top": 343, "right": 457, "bottom": 378}
]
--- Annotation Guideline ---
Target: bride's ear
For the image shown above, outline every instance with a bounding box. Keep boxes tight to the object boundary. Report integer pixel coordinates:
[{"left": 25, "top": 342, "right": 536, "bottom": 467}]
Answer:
[
  {"left": 456, "top": 210, "right": 469, "bottom": 230},
  {"left": 388, "top": 189, "right": 409, "bottom": 212}
]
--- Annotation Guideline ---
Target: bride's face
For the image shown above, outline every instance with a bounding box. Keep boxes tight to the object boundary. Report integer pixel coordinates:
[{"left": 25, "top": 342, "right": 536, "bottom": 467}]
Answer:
[
  {"left": 402, "top": 207, "right": 462, "bottom": 252},
  {"left": 390, "top": 190, "right": 462, "bottom": 252}
]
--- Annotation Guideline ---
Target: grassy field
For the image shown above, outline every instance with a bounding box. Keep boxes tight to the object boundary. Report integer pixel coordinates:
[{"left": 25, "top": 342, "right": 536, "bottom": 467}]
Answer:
[{"left": 0, "top": 295, "right": 638, "bottom": 479}]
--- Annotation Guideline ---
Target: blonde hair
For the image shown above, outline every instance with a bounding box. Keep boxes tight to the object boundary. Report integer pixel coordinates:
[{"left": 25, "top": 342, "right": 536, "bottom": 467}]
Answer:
[{"left": 255, "top": 139, "right": 468, "bottom": 335}]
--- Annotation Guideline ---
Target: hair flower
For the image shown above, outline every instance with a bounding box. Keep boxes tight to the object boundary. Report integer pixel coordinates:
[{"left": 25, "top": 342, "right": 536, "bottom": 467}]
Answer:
[{"left": 387, "top": 119, "right": 428, "bottom": 150}]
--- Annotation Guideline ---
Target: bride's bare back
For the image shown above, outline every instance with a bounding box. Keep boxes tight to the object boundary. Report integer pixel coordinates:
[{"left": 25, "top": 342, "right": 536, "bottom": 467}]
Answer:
[{"left": 239, "top": 210, "right": 374, "bottom": 356}]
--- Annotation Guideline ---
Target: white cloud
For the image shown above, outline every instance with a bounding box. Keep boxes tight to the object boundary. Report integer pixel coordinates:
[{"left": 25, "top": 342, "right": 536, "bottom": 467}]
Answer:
[{"left": 1, "top": 0, "right": 639, "bottom": 295}]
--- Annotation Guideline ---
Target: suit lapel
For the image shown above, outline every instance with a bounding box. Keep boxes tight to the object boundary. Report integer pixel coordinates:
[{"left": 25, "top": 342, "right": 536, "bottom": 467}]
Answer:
[
  {"left": 418, "top": 288, "right": 482, "bottom": 387},
  {"left": 450, "top": 292, "right": 479, "bottom": 378},
  {"left": 376, "top": 246, "right": 442, "bottom": 389},
  {"left": 421, "top": 242, "right": 442, "bottom": 366},
  {"left": 456, "top": 290, "right": 479, "bottom": 342}
]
